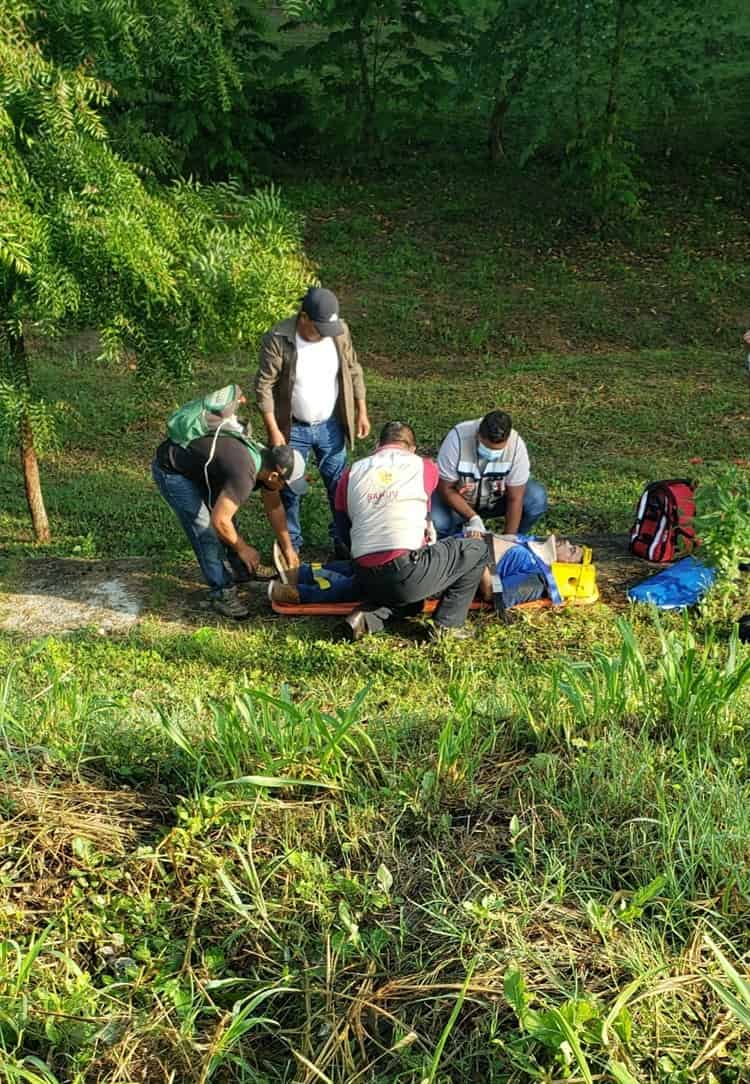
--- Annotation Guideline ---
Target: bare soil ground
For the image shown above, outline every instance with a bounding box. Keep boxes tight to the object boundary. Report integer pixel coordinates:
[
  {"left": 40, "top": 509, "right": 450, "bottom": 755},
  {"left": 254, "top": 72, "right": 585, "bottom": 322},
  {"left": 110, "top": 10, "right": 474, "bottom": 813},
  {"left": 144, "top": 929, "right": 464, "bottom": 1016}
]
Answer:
[{"left": 0, "top": 535, "right": 658, "bottom": 637}]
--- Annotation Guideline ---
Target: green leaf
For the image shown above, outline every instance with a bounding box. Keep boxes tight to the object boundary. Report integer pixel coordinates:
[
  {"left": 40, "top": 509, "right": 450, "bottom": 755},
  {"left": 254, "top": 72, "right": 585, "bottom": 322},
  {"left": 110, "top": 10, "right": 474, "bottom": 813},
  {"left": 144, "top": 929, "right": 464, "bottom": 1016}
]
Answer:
[
  {"left": 209, "top": 774, "right": 341, "bottom": 791},
  {"left": 376, "top": 863, "right": 393, "bottom": 894},
  {"left": 608, "top": 1060, "right": 640, "bottom": 1084}
]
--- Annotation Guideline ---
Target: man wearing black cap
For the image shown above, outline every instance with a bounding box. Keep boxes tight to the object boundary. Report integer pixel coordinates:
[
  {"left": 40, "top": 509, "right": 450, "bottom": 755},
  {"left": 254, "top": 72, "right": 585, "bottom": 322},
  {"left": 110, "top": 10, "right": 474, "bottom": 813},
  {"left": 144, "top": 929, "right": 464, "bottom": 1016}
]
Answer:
[{"left": 254, "top": 287, "right": 370, "bottom": 552}]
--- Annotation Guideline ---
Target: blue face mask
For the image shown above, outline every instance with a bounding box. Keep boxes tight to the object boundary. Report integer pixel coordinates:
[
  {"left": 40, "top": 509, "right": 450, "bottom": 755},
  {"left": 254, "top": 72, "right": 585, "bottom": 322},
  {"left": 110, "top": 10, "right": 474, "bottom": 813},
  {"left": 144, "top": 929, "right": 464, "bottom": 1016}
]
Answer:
[{"left": 477, "top": 441, "right": 505, "bottom": 461}]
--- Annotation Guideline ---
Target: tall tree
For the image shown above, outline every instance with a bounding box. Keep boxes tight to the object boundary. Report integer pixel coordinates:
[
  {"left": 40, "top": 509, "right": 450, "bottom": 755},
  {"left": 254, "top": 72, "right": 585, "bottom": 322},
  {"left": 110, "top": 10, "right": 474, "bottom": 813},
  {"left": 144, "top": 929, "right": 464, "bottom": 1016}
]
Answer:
[
  {"left": 0, "top": 0, "right": 309, "bottom": 541},
  {"left": 466, "top": 0, "right": 746, "bottom": 217},
  {"left": 280, "top": 0, "right": 469, "bottom": 152},
  {"left": 32, "top": 0, "right": 274, "bottom": 179}
]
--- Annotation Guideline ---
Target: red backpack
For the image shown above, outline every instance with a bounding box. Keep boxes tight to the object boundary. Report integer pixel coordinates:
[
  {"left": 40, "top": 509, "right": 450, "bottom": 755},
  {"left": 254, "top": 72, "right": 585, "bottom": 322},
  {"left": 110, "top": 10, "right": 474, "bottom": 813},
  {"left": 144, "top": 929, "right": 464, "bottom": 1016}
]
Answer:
[{"left": 629, "top": 479, "right": 696, "bottom": 563}]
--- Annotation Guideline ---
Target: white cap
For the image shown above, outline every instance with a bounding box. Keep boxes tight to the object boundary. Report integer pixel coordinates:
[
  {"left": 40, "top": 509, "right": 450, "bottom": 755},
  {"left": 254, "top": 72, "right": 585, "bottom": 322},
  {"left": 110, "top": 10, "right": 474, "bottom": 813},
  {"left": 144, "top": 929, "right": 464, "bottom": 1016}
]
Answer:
[{"left": 285, "top": 449, "right": 309, "bottom": 496}]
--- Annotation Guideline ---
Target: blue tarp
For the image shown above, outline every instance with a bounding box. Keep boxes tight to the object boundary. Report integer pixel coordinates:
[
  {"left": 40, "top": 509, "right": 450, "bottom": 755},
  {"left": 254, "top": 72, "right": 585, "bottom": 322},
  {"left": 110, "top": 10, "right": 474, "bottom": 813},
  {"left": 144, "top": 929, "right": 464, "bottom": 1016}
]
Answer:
[{"left": 628, "top": 556, "right": 716, "bottom": 610}]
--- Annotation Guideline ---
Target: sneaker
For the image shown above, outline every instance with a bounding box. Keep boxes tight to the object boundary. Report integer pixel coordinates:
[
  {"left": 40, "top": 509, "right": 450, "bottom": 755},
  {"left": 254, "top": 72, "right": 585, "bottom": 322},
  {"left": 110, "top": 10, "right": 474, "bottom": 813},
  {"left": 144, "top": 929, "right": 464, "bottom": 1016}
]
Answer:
[
  {"left": 341, "top": 609, "right": 370, "bottom": 642},
  {"left": 429, "top": 622, "right": 475, "bottom": 642},
  {"left": 212, "top": 586, "right": 250, "bottom": 620},
  {"left": 267, "top": 580, "right": 301, "bottom": 606}
]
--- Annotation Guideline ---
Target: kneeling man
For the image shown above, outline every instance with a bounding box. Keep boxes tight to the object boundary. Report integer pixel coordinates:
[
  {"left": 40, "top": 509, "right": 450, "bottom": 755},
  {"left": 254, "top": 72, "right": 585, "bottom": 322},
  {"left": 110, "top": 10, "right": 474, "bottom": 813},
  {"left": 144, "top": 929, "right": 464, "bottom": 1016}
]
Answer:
[
  {"left": 333, "top": 421, "right": 488, "bottom": 641},
  {"left": 431, "top": 410, "right": 547, "bottom": 539}
]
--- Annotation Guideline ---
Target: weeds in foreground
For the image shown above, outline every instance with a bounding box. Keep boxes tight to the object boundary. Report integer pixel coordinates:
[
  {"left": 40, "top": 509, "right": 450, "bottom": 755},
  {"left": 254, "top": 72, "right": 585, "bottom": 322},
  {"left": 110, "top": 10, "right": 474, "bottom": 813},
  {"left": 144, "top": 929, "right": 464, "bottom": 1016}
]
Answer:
[
  {"left": 157, "top": 684, "right": 377, "bottom": 791},
  {"left": 2, "top": 613, "right": 750, "bottom": 1081},
  {"left": 507, "top": 614, "right": 750, "bottom": 746}
]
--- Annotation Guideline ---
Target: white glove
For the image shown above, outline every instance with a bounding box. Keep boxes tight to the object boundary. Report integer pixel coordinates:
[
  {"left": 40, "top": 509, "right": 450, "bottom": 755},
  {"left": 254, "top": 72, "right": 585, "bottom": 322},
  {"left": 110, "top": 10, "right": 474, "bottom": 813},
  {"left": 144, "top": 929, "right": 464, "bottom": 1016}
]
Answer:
[{"left": 464, "top": 515, "right": 486, "bottom": 536}]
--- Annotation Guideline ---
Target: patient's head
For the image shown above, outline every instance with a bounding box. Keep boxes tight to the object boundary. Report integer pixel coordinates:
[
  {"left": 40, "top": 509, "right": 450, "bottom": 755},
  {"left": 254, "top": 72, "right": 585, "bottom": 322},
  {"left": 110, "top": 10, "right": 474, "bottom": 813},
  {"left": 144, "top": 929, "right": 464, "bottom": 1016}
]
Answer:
[{"left": 556, "top": 539, "right": 583, "bottom": 564}]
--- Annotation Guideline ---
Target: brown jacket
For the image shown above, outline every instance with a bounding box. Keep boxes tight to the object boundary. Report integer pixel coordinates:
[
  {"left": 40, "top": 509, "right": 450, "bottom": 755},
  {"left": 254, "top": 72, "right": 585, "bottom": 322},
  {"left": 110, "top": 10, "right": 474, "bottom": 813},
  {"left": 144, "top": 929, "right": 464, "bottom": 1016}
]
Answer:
[{"left": 254, "top": 316, "right": 366, "bottom": 449}]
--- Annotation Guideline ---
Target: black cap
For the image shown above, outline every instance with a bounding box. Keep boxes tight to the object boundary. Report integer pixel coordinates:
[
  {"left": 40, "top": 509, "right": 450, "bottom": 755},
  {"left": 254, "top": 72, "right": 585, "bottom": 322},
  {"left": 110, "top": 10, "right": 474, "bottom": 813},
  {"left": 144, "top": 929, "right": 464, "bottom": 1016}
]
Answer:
[{"left": 301, "top": 287, "right": 344, "bottom": 337}]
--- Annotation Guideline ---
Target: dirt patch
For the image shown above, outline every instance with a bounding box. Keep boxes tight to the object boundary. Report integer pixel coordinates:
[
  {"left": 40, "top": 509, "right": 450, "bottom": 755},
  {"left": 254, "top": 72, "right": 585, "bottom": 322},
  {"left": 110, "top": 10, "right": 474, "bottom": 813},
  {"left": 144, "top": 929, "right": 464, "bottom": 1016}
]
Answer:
[
  {"left": 1, "top": 558, "right": 148, "bottom": 636},
  {"left": 0, "top": 536, "right": 661, "bottom": 636},
  {"left": 0, "top": 557, "right": 246, "bottom": 636},
  {"left": 0, "top": 555, "right": 282, "bottom": 636},
  {"left": 577, "top": 532, "right": 663, "bottom": 608}
]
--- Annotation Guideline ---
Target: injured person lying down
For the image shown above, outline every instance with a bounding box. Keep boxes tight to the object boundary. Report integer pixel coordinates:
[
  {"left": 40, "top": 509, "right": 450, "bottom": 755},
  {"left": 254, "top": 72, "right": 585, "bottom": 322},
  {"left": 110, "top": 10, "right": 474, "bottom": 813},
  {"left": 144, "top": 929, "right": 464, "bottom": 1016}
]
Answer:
[{"left": 268, "top": 534, "right": 594, "bottom": 614}]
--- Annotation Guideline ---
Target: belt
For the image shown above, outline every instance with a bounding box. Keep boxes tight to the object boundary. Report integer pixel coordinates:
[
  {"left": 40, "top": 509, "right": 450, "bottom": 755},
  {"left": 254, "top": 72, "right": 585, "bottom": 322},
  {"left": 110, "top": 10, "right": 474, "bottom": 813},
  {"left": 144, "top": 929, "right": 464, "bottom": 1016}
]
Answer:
[
  {"left": 292, "top": 416, "right": 332, "bottom": 427},
  {"left": 356, "top": 552, "right": 417, "bottom": 574}
]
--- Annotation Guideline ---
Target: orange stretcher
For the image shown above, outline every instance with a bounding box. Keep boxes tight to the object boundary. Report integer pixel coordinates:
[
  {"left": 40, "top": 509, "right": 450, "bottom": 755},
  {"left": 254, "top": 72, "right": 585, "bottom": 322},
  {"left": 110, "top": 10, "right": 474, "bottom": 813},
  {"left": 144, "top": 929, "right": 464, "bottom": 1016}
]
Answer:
[
  {"left": 268, "top": 596, "right": 597, "bottom": 617},
  {"left": 269, "top": 556, "right": 600, "bottom": 617}
]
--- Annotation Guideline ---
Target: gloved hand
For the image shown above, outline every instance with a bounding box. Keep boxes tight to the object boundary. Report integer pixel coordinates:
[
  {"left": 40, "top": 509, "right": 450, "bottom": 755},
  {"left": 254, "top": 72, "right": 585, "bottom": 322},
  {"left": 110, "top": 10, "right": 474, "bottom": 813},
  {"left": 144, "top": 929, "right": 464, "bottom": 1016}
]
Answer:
[{"left": 464, "top": 515, "right": 486, "bottom": 539}]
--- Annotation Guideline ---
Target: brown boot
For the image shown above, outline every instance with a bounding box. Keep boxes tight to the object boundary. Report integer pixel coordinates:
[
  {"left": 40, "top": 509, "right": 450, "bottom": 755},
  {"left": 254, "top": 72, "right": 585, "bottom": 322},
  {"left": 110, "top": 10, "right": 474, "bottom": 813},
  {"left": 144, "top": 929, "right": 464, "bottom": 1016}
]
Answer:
[{"left": 268, "top": 580, "right": 301, "bottom": 605}]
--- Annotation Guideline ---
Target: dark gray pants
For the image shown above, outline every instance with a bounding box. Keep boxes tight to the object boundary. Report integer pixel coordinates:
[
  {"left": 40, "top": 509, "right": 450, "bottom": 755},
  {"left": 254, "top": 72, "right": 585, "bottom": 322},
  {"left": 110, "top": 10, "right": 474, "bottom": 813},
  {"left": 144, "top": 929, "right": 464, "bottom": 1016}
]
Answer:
[{"left": 354, "top": 538, "right": 489, "bottom": 634}]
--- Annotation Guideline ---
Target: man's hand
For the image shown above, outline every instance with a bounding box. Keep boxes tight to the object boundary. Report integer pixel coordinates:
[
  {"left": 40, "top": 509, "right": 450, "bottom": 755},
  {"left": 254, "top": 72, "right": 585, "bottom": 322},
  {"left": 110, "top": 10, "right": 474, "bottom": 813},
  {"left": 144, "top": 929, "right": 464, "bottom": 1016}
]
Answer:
[
  {"left": 743, "top": 330, "right": 750, "bottom": 347},
  {"left": 236, "top": 542, "right": 260, "bottom": 576},
  {"left": 356, "top": 410, "right": 371, "bottom": 439},
  {"left": 282, "top": 545, "right": 299, "bottom": 570},
  {"left": 262, "top": 410, "right": 286, "bottom": 447}
]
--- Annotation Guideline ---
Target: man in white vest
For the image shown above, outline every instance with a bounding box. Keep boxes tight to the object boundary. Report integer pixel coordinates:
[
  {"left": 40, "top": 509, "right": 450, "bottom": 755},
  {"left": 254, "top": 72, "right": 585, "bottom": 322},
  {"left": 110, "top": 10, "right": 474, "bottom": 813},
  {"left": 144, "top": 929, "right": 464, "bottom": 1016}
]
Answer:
[
  {"left": 431, "top": 410, "right": 548, "bottom": 539},
  {"left": 333, "top": 421, "right": 489, "bottom": 641}
]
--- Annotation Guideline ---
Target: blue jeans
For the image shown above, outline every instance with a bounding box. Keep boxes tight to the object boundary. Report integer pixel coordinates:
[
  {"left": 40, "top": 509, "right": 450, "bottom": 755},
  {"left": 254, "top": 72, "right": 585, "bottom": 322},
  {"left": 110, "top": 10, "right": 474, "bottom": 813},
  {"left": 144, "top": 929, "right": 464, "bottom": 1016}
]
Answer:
[
  {"left": 281, "top": 416, "right": 347, "bottom": 550},
  {"left": 152, "top": 460, "right": 242, "bottom": 595},
  {"left": 431, "top": 478, "right": 548, "bottom": 539},
  {"left": 297, "top": 561, "right": 358, "bottom": 604}
]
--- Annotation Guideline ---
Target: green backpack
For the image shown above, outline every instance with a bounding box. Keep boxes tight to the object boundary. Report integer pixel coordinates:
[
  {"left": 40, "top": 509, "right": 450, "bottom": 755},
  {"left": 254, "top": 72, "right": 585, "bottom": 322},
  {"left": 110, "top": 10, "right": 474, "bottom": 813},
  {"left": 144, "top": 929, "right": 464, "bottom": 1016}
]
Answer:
[{"left": 167, "top": 384, "right": 262, "bottom": 473}]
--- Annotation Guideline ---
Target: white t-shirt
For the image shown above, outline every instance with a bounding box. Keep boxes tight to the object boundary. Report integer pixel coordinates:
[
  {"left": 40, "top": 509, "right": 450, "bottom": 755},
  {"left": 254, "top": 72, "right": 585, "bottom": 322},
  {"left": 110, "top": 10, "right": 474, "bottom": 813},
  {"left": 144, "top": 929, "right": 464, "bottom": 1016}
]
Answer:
[
  {"left": 437, "top": 419, "right": 530, "bottom": 488},
  {"left": 291, "top": 334, "right": 340, "bottom": 424}
]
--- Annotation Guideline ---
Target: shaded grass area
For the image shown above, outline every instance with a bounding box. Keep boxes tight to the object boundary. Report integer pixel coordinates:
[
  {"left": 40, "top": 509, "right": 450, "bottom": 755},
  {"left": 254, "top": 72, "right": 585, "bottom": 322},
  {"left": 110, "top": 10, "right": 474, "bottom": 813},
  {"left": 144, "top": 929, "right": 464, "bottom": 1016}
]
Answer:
[
  {"left": 0, "top": 347, "right": 747, "bottom": 558},
  {"left": 1, "top": 154, "right": 750, "bottom": 1081},
  {"left": 2, "top": 153, "right": 748, "bottom": 559}
]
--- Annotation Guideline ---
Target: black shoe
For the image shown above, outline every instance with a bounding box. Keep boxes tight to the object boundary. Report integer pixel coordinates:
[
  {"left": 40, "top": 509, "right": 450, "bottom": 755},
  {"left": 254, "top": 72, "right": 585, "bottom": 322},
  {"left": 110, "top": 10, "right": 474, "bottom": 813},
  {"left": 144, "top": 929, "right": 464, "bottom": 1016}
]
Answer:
[
  {"left": 429, "top": 623, "right": 475, "bottom": 642},
  {"left": 341, "top": 609, "right": 370, "bottom": 642},
  {"left": 739, "top": 615, "right": 750, "bottom": 644}
]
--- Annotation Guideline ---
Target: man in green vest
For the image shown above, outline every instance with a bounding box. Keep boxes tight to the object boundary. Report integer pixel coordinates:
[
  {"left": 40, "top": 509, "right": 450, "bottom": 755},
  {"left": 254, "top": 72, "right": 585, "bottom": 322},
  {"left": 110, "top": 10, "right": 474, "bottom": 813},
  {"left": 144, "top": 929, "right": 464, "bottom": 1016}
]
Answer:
[{"left": 152, "top": 386, "right": 305, "bottom": 620}]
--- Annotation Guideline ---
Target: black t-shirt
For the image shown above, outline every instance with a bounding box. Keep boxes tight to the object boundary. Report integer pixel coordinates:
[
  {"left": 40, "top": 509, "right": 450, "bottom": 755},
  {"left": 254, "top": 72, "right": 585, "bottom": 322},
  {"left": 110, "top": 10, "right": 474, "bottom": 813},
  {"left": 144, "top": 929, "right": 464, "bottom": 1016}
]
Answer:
[{"left": 155, "top": 436, "right": 258, "bottom": 507}]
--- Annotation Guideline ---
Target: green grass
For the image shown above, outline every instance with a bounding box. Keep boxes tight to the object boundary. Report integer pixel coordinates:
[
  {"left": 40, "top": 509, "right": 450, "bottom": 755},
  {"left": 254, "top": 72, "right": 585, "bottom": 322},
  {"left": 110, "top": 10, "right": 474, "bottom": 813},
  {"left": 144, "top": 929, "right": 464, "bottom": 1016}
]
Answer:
[{"left": 2, "top": 150, "right": 750, "bottom": 1082}]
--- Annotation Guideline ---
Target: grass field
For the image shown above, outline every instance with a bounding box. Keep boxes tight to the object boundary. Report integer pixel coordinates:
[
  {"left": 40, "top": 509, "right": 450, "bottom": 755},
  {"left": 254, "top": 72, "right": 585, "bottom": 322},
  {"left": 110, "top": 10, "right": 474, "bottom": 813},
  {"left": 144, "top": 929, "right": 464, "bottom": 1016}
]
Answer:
[{"left": 1, "top": 150, "right": 750, "bottom": 1082}]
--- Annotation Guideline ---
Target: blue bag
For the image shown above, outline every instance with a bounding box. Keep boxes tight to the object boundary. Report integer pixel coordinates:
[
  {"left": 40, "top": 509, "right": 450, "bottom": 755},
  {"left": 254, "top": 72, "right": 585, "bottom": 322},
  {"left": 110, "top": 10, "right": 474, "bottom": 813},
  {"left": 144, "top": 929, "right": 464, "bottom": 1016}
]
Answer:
[{"left": 627, "top": 556, "right": 716, "bottom": 610}]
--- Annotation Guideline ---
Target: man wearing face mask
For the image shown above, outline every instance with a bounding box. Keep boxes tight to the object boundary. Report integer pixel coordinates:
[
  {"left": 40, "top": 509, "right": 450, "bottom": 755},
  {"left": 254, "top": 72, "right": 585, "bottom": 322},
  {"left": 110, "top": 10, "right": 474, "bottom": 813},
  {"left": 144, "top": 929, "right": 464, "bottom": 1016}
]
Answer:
[{"left": 430, "top": 410, "right": 548, "bottom": 540}]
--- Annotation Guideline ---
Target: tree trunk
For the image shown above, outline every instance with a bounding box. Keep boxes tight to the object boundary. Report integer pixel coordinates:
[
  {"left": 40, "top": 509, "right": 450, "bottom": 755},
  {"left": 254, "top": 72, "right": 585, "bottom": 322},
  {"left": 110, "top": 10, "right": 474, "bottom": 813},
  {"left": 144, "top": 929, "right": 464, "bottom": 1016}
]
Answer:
[
  {"left": 604, "top": 0, "right": 629, "bottom": 145},
  {"left": 487, "top": 67, "right": 525, "bottom": 164},
  {"left": 574, "top": 0, "right": 584, "bottom": 139},
  {"left": 353, "top": 12, "right": 376, "bottom": 150},
  {"left": 10, "top": 331, "right": 51, "bottom": 542},
  {"left": 487, "top": 95, "right": 509, "bottom": 161},
  {"left": 21, "top": 413, "right": 50, "bottom": 543}
]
